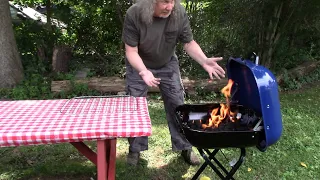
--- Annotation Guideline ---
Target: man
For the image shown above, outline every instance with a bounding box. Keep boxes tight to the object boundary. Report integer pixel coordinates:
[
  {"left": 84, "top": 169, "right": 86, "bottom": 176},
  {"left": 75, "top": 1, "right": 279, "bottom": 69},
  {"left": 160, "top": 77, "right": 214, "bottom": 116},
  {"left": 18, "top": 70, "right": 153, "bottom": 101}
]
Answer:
[{"left": 122, "top": 0, "right": 225, "bottom": 166}]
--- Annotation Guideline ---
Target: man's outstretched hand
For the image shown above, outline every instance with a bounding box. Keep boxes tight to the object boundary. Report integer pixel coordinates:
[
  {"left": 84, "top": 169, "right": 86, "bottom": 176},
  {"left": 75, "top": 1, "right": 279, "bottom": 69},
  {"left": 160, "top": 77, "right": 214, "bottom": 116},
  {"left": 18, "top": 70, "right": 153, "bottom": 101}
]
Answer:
[
  {"left": 202, "top": 57, "right": 225, "bottom": 80},
  {"left": 139, "top": 70, "right": 161, "bottom": 87}
]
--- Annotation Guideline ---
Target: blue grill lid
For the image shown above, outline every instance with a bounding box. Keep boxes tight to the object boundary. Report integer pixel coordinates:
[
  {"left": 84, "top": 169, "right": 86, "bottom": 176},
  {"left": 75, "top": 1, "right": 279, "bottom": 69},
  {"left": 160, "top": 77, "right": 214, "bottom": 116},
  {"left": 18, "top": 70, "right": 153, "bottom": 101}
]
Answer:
[{"left": 226, "top": 57, "right": 282, "bottom": 148}]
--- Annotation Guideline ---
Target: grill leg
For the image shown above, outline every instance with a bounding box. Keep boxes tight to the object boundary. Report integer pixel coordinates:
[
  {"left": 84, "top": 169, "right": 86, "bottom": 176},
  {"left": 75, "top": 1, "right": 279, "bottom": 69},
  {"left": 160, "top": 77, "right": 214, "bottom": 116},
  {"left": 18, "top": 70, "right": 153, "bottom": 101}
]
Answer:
[
  {"left": 191, "top": 148, "right": 246, "bottom": 180},
  {"left": 225, "top": 148, "right": 245, "bottom": 179}
]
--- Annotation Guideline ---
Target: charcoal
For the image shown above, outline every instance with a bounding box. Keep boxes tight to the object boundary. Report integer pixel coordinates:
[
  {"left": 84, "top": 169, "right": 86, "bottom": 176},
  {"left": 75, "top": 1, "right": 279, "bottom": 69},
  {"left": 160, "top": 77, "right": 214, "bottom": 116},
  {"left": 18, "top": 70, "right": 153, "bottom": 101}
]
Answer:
[
  {"left": 187, "top": 120, "right": 203, "bottom": 130},
  {"left": 240, "top": 113, "right": 259, "bottom": 128}
]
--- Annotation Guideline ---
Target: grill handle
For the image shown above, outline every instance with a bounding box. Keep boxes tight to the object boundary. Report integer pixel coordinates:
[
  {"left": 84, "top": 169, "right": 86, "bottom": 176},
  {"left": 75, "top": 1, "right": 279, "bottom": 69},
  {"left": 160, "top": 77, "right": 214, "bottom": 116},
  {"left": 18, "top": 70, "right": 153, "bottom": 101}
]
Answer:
[{"left": 247, "top": 52, "right": 259, "bottom": 65}]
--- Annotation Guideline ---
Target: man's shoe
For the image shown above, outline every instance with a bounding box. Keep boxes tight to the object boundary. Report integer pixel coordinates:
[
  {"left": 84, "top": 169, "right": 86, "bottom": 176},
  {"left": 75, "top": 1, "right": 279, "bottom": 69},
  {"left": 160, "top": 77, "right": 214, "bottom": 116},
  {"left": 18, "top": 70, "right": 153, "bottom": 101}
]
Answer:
[
  {"left": 127, "top": 151, "right": 140, "bottom": 166},
  {"left": 181, "top": 149, "right": 201, "bottom": 165}
]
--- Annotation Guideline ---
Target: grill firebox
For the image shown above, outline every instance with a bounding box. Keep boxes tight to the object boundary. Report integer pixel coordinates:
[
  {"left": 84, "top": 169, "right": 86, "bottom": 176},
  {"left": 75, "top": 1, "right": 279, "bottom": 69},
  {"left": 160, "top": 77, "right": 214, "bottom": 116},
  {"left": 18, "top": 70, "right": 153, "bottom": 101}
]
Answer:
[{"left": 176, "top": 103, "right": 265, "bottom": 150}]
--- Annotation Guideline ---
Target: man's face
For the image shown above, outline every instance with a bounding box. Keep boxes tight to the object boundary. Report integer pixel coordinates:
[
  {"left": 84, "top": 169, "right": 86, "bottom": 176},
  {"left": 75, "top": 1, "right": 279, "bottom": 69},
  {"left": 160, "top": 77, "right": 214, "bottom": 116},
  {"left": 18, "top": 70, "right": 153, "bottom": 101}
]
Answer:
[{"left": 154, "top": 0, "right": 175, "bottom": 18}]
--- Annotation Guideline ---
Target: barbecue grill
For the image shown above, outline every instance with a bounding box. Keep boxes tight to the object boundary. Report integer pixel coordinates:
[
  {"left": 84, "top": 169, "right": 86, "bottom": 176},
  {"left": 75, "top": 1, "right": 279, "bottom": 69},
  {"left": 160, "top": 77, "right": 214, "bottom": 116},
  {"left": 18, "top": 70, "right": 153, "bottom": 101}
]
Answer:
[{"left": 175, "top": 55, "right": 283, "bottom": 179}]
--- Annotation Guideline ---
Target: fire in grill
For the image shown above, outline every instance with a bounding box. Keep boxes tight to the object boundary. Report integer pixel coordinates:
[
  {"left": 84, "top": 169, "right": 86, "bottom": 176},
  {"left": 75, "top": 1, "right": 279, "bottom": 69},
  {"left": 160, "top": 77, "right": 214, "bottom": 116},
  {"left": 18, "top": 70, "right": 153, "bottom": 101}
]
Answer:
[
  {"left": 186, "top": 79, "right": 261, "bottom": 132},
  {"left": 185, "top": 104, "right": 261, "bottom": 132},
  {"left": 175, "top": 55, "right": 283, "bottom": 179}
]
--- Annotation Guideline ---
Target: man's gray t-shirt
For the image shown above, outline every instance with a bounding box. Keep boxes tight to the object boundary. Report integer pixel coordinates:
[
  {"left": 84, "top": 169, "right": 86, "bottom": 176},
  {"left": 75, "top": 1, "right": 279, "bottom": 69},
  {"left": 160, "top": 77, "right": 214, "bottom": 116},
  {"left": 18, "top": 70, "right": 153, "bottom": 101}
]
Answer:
[{"left": 122, "top": 3, "right": 193, "bottom": 69}]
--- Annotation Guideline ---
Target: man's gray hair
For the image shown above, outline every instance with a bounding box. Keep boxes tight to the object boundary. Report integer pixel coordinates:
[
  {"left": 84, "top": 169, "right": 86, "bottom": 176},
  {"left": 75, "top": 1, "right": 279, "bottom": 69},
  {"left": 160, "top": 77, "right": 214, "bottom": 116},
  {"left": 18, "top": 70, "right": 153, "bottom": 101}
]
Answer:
[{"left": 136, "top": 0, "right": 181, "bottom": 25}]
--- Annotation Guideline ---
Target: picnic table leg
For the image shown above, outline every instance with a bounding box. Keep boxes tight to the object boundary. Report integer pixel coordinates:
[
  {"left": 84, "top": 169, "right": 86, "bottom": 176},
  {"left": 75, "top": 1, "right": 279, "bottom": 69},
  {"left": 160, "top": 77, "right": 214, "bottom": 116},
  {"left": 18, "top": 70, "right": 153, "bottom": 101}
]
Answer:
[
  {"left": 97, "top": 138, "right": 116, "bottom": 180},
  {"left": 97, "top": 140, "right": 108, "bottom": 180},
  {"left": 107, "top": 139, "right": 117, "bottom": 180}
]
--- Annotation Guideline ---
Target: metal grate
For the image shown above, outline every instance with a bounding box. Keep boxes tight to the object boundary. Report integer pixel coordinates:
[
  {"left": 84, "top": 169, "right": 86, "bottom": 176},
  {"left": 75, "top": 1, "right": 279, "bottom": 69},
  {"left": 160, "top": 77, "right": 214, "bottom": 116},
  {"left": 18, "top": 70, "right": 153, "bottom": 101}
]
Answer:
[{"left": 60, "top": 95, "right": 138, "bottom": 115}]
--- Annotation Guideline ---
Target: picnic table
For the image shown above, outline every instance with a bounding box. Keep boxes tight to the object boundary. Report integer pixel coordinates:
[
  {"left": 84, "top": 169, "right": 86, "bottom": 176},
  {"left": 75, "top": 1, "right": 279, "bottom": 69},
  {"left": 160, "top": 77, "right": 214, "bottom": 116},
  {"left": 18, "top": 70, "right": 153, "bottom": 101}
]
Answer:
[{"left": 0, "top": 96, "right": 152, "bottom": 180}]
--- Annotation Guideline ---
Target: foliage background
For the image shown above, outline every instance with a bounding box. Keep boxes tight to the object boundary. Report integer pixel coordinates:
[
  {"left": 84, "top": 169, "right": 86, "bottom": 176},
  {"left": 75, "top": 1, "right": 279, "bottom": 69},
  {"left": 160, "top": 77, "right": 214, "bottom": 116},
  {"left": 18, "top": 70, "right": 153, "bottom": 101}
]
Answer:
[{"left": 3, "top": 0, "right": 320, "bottom": 99}]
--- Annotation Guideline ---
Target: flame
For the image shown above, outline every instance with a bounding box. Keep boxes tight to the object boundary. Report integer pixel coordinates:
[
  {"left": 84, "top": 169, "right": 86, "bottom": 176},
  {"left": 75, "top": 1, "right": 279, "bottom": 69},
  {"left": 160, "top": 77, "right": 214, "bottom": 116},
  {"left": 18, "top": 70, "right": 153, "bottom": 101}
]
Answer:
[
  {"left": 221, "top": 79, "right": 234, "bottom": 100},
  {"left": 202, "top": 79, "right": 237, "bottom": 128}
]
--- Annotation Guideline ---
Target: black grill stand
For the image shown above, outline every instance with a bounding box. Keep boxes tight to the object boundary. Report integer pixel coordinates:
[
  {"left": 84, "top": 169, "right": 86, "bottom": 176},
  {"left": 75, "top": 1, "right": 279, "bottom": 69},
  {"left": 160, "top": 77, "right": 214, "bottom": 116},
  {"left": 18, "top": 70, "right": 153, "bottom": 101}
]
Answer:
[{"left": 191, "top": 148, "right": 246, "bottom": 180}]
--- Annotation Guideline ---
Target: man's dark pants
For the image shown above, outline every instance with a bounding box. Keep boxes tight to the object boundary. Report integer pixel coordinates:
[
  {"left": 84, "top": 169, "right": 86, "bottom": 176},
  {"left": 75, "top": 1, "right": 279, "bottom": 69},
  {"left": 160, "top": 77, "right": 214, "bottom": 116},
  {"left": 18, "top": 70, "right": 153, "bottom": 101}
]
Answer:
[{"left": 125, "top": 56, "right": 192, "bottom": 152}]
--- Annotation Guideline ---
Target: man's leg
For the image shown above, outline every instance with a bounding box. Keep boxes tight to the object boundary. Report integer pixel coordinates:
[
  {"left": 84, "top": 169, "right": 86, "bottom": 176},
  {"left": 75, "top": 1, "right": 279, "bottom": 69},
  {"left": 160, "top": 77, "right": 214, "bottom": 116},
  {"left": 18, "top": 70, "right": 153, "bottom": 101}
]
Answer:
[
  {"left": 155, "top": 56, "right": 200, "bottom": 165},
  {"left": 125, "top": 60, "right": 148, "bottom": 165}
]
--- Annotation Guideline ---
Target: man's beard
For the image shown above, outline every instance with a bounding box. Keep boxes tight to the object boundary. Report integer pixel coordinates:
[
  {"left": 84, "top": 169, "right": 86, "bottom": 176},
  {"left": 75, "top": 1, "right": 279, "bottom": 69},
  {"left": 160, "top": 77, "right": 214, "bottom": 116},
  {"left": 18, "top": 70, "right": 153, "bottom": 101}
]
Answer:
[{"left": 158, "top": 11, "right": 171, "bottom": 18}]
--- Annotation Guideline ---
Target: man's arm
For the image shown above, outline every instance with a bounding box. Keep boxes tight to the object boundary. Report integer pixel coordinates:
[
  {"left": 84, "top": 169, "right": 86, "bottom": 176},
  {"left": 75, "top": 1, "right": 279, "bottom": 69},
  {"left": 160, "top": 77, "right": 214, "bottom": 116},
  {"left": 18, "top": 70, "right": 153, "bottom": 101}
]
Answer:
[
  {"left": 184, "top": 40, "right": 225, "bottom": 80},
  {"left": 183, "top": 40, "right": 207, "bottom": 66},
  {"left": 125, "top": 44, "right": 147, "bottom": 73},
  {"left": 125, "top": 43, "right": 161, "bottom": 87}
]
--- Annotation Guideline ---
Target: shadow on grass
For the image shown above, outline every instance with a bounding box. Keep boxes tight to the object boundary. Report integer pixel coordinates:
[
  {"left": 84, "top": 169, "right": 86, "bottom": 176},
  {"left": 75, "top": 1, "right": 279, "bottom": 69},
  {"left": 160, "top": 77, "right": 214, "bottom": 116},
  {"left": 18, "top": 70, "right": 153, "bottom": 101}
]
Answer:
[
  {"left": 115, "top": 153, "right": 191, "bottom": 180},
  {"left": 0, "top": 144, "right": 192, "bottom": 180},
  {"left": 0, "top": 145, "right": 97, "bottom": 180}
]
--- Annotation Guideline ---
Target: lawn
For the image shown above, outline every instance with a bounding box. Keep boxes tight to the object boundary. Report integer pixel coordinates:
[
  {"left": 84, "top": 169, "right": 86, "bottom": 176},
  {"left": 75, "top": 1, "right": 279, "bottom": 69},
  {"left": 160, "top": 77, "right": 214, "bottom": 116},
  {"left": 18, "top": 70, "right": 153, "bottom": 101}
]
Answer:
[{"left": 0, "top": 83, "right": 320, "bottom": 180}]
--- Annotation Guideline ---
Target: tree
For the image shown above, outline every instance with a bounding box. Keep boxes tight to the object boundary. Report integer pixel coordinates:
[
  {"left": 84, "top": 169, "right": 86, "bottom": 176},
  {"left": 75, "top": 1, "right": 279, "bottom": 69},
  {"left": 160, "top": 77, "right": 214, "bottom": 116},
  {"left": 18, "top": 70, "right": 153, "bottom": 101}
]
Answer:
[
  {"left": 204, "top": 0, "right": 320, "bottom": 68},
  {"left": 0, "top": 0, "right": 24, "bottom": 88}
]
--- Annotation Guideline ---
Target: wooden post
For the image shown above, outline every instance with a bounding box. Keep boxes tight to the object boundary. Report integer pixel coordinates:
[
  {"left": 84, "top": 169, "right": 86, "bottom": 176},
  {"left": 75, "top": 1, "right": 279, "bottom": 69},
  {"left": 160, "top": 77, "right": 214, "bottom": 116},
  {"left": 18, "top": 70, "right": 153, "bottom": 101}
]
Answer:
[{"left": 52, "top": 45, "right": 72, "bottom": 73}]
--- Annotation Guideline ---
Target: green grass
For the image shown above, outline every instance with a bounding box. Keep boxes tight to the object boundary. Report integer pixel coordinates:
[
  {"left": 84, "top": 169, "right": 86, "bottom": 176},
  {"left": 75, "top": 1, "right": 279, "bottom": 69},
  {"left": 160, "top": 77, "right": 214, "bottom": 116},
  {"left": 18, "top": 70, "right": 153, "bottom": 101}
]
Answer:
[{"left": 1, "top": 84, "right": 320, "bottom": 180}]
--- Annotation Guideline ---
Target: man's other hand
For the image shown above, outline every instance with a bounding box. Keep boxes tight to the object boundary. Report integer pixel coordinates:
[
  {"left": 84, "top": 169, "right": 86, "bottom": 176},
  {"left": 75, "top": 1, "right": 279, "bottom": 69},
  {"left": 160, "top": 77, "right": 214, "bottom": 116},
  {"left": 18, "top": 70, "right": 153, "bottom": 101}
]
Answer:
[
  {"left": 139, "top": 70, "right": 161, "bottom": 87},
  {"left": 202, "top": 57, "right": 226, "bottom": 80}
]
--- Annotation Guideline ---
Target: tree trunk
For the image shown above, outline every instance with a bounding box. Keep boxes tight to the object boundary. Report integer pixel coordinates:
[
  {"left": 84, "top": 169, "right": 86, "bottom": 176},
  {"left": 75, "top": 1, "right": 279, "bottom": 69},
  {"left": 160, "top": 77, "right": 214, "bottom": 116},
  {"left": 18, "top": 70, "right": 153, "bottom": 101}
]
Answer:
[
  {"left": 46, "top": 0, "right": 52, "bottom": 32},
  {"left": 277, "top": 61, "right": 320, "bottom": 85},
  {"left": 0, "top": 0, "right": 24, "bottom": 88},
  {"left": 51, "top": 77, "right": 228, "bottom": 94},
  {"left": 261, "top": 3, "right": 283, "bottom": 68},
  {"left": 52, "top": 45, "right": 72, "bottom": 73}
]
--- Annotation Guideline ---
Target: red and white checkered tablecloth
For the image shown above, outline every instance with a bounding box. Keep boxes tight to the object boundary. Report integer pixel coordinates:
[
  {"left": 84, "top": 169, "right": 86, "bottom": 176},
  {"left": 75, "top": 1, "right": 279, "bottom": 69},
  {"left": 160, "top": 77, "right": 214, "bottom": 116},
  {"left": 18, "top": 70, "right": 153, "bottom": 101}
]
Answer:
[{"left": 0, "top": 96, "right": 152, "bottom": 147}]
